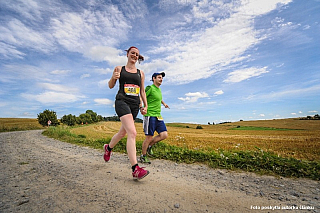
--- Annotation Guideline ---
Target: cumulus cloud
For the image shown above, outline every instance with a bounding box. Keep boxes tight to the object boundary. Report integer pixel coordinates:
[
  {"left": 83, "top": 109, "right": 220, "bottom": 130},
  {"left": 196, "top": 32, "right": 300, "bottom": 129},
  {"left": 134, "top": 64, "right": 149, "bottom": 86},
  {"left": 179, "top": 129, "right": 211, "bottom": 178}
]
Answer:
[
  {"left": 94, "top": 98, "right": 113, "bottom": 105},
  {"left": 214, "top": 90, "right": 224, "bottom": 95},
  {"left": 178, "top": 92, "right": 209, "bottom": 103}
]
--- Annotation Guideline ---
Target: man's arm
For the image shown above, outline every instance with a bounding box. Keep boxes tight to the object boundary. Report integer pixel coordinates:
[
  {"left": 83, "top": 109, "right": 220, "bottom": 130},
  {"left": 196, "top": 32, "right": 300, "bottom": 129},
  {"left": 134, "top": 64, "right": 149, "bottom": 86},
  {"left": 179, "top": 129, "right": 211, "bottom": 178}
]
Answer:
[{"left": 161, "top": 100, "right": 169, "bottom": 109}]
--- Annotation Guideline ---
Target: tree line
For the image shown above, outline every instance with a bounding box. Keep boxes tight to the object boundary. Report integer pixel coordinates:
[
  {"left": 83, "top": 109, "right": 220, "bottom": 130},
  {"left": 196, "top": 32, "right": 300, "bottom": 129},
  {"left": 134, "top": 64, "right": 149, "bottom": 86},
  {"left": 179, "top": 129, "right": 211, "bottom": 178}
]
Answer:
[
  {"left": 299, "top": 114, "right": 320, "bottom": 120},
  {"left": 37, "top": 109, "right": 142, "bottom": 127}
]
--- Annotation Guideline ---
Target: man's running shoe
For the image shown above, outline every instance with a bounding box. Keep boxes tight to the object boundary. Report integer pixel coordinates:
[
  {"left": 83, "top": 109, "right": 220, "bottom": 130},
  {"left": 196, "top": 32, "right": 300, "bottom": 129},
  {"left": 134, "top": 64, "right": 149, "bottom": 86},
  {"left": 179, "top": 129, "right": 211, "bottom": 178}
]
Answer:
[
  {"left": 140, "top": 155, "right": 151, "bottom": 164},
  {"left": 147, "top": 146, "right": 154, "bottom": 156},
  {"left": 103, "top": 144, "right": 112, "bottom": 162},
  {"left": 132, "top": 165, "right": 149, "bottom": 180}
]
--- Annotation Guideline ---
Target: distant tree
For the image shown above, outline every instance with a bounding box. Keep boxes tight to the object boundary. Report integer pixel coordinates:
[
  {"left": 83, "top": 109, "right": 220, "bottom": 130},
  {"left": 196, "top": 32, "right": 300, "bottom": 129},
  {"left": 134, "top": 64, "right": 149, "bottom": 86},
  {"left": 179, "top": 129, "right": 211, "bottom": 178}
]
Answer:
[
  {"left": 212, "top": 122, "right": 215, "bottom": 125},
  {"left": 208, "top": 122, "right": 211, "bottom": 125},
  {"left": 314, "top": 114, "right": 320, "bottom": 120},
  {"left": 78, "top": 113, "right": 93, "bottom": 124},
  {"left": 86, "top": 110, "right": 98, "bottom": 122},
  {"left": 61, "top": 114, "right": 77, "bottom": 126},
  {"left": 97, "top": 115, "right": 103, "bottom": 122},
  {"left": 37, "top": 109, "right": 59, "bottom": 127},
  {"left": 104, "top": 115, "right": 120, "bottom": 121}
]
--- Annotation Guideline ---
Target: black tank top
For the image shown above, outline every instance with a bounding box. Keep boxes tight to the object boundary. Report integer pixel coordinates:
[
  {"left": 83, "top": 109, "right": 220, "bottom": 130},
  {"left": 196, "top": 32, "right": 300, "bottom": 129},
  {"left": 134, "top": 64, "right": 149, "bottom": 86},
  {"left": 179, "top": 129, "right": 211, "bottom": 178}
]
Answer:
[{"left": 116, "top": 66, "right": 141, "bottom": 104}]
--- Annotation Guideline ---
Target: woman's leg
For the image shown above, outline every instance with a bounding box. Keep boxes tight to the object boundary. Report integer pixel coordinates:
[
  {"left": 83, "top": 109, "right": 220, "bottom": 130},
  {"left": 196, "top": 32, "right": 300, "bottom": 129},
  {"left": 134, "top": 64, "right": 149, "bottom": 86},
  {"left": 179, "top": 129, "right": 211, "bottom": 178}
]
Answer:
[
  {"left": 109, "top": 124, "right": 126, "bottom": 148},
  {"left": 120, "top": 114, "right": 138, "bottom": 166}
]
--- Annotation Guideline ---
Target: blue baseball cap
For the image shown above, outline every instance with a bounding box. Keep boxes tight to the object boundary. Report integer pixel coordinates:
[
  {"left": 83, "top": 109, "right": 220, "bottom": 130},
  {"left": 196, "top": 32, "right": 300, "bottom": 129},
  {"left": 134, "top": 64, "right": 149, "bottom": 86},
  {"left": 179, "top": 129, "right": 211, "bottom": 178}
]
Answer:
[{"left": 151, "top": 72, "right": 165, "bottom": 81}]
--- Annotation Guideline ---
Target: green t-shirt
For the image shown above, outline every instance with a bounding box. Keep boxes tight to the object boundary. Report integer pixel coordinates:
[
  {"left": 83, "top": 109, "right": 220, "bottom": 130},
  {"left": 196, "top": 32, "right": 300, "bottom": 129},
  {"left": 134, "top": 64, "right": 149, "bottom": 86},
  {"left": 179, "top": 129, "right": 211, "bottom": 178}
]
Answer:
[{"left": 145, "top": 84, "right": 162, "bottom": 117}]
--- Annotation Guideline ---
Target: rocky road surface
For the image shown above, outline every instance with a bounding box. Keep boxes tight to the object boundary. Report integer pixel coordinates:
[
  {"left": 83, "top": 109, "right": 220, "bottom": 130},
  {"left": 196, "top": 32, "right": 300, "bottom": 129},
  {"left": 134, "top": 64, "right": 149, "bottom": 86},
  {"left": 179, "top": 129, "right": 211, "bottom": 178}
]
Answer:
[{"left": 0, "top": 130, "right": 319, "bottom": 212}]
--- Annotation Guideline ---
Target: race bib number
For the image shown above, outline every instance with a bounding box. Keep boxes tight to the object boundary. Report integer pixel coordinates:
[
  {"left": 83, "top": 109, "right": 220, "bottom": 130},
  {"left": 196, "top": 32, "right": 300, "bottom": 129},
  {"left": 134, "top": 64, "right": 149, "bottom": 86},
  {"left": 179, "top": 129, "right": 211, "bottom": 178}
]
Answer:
[
  {"left": 124, "top": 84, "right": 140, "bottom": 96},
  {"left": 157, "top": 116, "right": 163, "bottom": 121}
]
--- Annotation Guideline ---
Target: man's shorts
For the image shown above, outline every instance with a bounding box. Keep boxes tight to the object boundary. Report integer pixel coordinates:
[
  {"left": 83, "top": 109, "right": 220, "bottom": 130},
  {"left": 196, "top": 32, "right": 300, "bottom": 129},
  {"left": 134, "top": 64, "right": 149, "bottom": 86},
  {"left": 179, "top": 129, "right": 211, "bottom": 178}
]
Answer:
[
  {"left": 143, "top": 116, "right": 167, "bottom": 136},
  {"left": 115, "top": 99, "right": 139, "bottom": 120}
]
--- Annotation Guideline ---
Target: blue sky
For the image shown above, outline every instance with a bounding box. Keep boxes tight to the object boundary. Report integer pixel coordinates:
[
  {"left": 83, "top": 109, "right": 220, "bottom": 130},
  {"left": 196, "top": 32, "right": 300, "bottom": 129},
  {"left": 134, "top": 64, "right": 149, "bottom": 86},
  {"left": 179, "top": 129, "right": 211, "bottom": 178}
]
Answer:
[{"left": 1, "top": 0, "right": 319, "bottom": 124}]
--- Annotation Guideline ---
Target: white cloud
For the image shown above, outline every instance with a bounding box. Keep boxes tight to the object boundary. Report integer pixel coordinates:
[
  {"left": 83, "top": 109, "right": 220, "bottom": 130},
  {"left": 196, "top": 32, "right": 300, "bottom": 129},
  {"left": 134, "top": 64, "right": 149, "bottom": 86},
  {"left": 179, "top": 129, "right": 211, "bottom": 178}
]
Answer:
[
  {"left": 0, "top": 42, "right": 25, "bottom": 59},
  {"left": 260, "top": 84, "right": 320, "bottom": 100},
  {"left": 178, "top": 92, "right": 209, "bottom": 103},
  {"left": 237, "top": 0, "right": 292, "bottom": 16},
  {"left": 0, "top": 19, "right": 55, "bottom": 55},
  {"left": 50, "top": 7, "right": 130, "bottom": 55},
  {"left": 84, "top": 46, "right": 126, "bottom": 66},
  {"left": 94, "top": 98, "right": 113, "bottom": 105},
  {"left": 80, "top": 74, "right": 90, "bottom": 79},
  {"left": 146, "top": 0, "right": 291, "bottom": 85},
  {"left": 98, "top": 79, "right": 109, "bottom": 88},
  {"left": 95, "top": 67, "right": 113, "bottom": 75},
  {"left": 51, "top": 69, "right": 71, "bottom": 75},
  {"left": 37, "top": 83, "right": 78, "bottom": 93},
  {"left": 214, "top": 90, "right": 224, "bottom": 95},
  {"left": 224, "top": 67, "right": 269, "bottom": 83},
  {"left": 21, "top": 91, "right": 84, "bottom": 104},
  {"left": 2, "top": 64, "right": 51, "bottom": 81}
]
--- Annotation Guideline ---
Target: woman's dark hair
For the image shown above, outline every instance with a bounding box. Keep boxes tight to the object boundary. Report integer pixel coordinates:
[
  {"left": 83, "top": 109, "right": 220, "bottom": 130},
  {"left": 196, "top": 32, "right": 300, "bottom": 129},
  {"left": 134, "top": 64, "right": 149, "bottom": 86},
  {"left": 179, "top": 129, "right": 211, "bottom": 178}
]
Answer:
[{"left": 125, "top": 46, "right": 144, "bottom": 63}]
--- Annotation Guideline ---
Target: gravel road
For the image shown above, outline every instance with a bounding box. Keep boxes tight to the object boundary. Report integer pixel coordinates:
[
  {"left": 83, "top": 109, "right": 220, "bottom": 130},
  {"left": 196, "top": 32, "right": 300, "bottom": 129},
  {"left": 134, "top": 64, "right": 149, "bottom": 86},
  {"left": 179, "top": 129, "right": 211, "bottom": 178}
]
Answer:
[{"left": 0, "top": 130, "right": 319, "bottom": 213}]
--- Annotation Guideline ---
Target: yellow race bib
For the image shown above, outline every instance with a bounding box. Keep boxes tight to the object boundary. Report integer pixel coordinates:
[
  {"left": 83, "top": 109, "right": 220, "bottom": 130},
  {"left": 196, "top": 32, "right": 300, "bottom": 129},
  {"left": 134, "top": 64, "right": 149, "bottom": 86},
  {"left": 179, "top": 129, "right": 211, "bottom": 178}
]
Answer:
[{"left": 124, "top": 84, "right": 140, "bottom": 96}]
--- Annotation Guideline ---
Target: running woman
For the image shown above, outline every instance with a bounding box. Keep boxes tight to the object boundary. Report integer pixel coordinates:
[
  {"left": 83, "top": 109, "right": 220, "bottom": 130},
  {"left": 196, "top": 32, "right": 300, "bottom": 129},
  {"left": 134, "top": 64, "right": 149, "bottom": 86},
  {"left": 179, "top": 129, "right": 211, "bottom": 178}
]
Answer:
[
  {"left": 140, "top": 72, "right": 169, "bottom": 164},
  {"left": 104, "top": 46, "right": 149, "bottom": 180}
]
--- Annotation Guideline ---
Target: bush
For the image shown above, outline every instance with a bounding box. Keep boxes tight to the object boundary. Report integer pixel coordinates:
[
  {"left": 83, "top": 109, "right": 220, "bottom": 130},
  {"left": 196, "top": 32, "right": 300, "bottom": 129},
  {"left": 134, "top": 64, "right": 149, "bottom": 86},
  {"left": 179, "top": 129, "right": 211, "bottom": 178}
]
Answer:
[{"left": 196, "top": 125, "right": 203, "bottom": 129}]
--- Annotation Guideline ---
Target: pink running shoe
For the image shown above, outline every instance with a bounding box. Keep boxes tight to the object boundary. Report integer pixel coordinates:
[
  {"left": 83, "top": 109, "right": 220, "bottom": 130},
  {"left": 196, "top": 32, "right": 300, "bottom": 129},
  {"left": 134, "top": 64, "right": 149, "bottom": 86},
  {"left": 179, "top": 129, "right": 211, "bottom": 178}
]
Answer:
[
  {"left": 132, "top": 165, "right": 149, "bottom": 180},
  {"left": 103, "top": 144, "right": 112, "bottom": 162}
]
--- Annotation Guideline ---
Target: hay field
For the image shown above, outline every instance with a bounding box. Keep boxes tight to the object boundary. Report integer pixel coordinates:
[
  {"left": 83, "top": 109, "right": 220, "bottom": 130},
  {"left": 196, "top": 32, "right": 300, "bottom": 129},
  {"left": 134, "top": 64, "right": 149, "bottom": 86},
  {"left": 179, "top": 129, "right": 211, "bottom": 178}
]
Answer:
[
  {"left": 70, "top": 118, "right": 320, "bottom": 161},
  {"left": 0, "top": 118, "right": 43, "bottom": 132}
]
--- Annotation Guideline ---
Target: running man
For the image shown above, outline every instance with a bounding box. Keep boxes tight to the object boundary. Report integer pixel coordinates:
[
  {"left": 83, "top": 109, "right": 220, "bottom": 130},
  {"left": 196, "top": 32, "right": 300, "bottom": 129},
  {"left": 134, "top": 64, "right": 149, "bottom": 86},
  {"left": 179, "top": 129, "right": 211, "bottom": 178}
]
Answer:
[{"left": 140, "top": 72, "right": 169, "bottom": 164}]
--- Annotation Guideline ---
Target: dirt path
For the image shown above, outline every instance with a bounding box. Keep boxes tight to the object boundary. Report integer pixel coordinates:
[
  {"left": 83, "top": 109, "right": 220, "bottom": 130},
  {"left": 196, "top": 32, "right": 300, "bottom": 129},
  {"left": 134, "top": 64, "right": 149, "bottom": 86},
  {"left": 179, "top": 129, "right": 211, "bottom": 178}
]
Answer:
[{"left": 0, "top": 130, "right": 319, "bottom": 213}]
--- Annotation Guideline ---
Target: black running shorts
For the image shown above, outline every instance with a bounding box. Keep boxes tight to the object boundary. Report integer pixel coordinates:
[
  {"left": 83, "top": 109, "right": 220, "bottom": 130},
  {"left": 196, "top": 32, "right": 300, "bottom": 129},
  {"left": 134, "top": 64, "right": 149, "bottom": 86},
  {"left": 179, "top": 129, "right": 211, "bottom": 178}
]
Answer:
[{"left": 115, "top": 99, "right": 139, "bottom": 120}]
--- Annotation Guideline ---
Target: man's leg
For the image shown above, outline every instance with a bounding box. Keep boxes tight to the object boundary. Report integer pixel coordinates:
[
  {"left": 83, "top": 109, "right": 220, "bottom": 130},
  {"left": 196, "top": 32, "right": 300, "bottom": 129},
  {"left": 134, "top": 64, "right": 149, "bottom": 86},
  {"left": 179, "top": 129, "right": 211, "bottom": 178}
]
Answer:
[
  {"left": 142, "top": 135, "right": 153, "bottom": 156},
  {"left": 149, "top": 131, "right": 168, "bottom": 147}
]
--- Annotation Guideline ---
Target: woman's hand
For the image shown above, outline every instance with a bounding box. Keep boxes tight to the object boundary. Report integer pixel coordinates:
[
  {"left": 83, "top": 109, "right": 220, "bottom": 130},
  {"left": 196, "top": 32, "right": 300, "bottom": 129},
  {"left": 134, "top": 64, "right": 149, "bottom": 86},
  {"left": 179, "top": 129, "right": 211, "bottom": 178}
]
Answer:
[
  {"left": 108, "top": 66, "right": 121, "bottom": 89},
  {"left": 112, "top": 67, "right": 121, "bottom": 80}
]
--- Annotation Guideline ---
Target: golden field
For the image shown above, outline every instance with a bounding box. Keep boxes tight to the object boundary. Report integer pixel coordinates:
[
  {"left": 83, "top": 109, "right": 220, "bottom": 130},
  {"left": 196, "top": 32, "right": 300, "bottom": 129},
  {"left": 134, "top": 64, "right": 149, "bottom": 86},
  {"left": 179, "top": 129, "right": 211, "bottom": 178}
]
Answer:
[
  {"left": 0, "top": 118, "right": 43, "bottom": 132},
  {"left": 70, "top": 118, "right": 320, "bottom": 161}
]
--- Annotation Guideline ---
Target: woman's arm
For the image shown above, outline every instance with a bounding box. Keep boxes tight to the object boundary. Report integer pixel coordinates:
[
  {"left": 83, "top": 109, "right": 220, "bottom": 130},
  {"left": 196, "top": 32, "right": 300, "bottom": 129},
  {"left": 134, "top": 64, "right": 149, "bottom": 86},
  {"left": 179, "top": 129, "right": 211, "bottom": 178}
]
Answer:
[
  {"left": 108, "top": 66, "right": 121, "bottom": 89},
  {"left": 139, "top": 70, "right": 148, "bottom": 115}
]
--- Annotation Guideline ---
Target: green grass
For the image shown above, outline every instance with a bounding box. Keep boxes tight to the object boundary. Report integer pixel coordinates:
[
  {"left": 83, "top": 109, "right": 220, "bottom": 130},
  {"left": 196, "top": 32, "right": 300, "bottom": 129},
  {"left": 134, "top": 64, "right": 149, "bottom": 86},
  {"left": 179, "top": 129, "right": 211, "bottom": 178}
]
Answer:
[{"left": 43, "top": 126, "right": 320, "bottom": 181}]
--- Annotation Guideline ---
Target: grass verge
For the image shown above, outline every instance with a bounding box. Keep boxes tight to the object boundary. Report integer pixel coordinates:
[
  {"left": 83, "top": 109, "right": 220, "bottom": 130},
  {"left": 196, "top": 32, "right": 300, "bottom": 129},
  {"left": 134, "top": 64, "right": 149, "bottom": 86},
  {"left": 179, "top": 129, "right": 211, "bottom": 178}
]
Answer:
[{"left": 43, "top": 126, "right": 320, "bottom": 181}]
